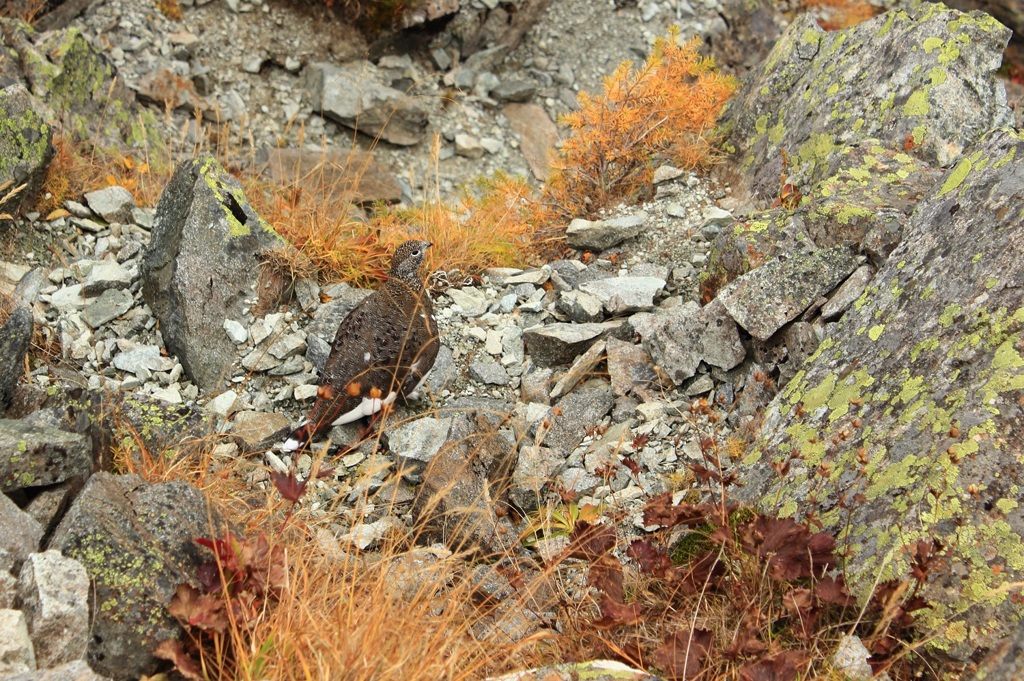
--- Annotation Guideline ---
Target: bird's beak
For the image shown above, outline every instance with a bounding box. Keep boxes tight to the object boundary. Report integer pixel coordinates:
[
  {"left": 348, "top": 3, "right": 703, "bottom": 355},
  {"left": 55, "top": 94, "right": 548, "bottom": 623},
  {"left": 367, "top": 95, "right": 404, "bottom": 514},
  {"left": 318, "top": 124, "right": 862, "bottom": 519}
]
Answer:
[{"left": 425, "top": 242, "right": 433, "bottom": 248}]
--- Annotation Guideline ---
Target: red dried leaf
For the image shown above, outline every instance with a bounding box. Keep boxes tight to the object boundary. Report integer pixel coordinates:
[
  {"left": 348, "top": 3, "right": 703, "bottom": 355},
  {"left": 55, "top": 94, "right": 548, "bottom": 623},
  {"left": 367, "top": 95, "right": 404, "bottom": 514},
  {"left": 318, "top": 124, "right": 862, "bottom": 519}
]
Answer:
[
  {"left": 642, "top": 492, "right": 705, "bottom": 528},
  {"left": 589, "top": 554, "right": 643, "bottom": 628},
  {"left": 621, "top": 456, "right": 641, "bottom": 476},
  {"left": 738, "top": 649, "right": 810, "bottom": 681},
  {"left": 271, "top": 469, "right": 308, "bottom": 503},
  {"left": 592, "top": 591, "right": 644, "bottom": 629},
  {"left": 725, "top": 625, "right": 768, "bottom": 658},
  {"left": 653, "top": 628, "right": 712, "bottom": 680},
  {"left": 154, "top": 639, "right": 204, "bottom": 681},
  {"left": 167, "top": 583, "right": 229, "bottom": 633},
  {"left": 737, "top": 516, "right": 835, "bottom": 581},
  {"left": 813, "top": 575, "right": 856, "bottom": 607},
  {"left": 627, "top": 539, "right": 676, "bottom": 580},
  {"left": 678, "top": 550, "right": 725, "bottom": 593},
  {"left": 565, "top": 521, "right": 616, "bottom": 560}
]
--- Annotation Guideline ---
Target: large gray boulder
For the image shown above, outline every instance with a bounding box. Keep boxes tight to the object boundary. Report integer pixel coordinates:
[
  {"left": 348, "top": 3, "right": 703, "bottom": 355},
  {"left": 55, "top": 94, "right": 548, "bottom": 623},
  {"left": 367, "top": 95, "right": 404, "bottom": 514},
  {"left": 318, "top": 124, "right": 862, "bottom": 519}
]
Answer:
[
  {"left": 721, "top": 4, "right": 1012, "bottom": 203},
  {"left": 0, "top": 84, "right": 53, "bottom": 216},
  {"left": 141, "top": 154, "right": 291, "bottom": 391},
  {"left": 737, "top": 128, "right": 1024, "bottom": 657},
  {"left": 305, "top": 61, "right": 429, "bottom": 146},
  {"left": 48, "top": 473, "right": 220, "bottom": 680}
]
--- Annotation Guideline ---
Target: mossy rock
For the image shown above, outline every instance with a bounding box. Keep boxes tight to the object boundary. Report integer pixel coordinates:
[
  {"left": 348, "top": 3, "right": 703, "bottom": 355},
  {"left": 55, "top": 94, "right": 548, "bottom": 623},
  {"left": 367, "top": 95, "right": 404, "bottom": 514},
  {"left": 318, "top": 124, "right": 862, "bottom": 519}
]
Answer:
[
  {"left": 0, "top": 84, "right": 53, "bottom": 216},
  {"left": 721, "top": 4, "right": 1012, "bottom": 203},
  {"left": 737, "top": 128, "right": 1024, "bottom": 658}
]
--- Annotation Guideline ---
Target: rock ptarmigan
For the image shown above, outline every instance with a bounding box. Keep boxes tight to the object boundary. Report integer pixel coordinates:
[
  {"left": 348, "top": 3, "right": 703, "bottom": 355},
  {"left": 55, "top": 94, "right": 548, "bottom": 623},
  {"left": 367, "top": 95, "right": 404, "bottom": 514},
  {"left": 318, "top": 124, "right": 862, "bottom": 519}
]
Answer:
[{"left": 281, "top": 240, "right": 439, "bottom": 452}]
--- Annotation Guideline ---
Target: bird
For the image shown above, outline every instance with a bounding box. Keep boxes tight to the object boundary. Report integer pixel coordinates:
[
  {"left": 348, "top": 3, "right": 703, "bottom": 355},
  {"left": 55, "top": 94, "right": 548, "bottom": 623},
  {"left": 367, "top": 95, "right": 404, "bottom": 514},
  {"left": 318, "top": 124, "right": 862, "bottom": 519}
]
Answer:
[{"left": 280, "top": 240, "right": 439, "bottom": 453}]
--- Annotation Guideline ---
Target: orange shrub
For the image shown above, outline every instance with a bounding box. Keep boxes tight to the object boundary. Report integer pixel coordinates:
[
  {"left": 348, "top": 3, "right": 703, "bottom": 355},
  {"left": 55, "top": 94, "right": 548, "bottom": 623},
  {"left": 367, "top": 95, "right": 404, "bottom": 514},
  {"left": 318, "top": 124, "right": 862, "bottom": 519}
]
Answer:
[{"left": 544, "top": 30, "right": 738, "bottom": 219}]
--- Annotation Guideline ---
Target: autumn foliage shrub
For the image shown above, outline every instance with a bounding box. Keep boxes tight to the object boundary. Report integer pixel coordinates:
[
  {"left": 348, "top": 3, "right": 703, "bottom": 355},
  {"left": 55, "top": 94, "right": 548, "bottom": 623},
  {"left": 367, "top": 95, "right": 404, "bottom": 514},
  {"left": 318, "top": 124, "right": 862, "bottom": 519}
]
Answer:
[{"left": 542, "top": 31, "right": 738, "bottom": 220}]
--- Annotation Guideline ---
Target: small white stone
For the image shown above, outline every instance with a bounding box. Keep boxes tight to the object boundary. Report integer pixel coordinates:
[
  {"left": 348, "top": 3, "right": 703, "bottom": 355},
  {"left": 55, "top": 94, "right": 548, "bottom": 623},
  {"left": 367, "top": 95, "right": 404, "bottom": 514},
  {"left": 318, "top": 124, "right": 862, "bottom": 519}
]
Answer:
[{"left": 223, "top": 319, "right": 248, "bottom": 344}]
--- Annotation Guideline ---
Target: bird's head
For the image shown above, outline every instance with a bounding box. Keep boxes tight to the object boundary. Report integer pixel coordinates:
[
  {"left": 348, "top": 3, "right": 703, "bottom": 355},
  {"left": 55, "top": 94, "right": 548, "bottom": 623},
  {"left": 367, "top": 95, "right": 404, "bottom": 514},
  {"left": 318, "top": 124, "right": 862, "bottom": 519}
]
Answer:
[{"left": 389, "top": 240, "right": 432, "bottom": 287}]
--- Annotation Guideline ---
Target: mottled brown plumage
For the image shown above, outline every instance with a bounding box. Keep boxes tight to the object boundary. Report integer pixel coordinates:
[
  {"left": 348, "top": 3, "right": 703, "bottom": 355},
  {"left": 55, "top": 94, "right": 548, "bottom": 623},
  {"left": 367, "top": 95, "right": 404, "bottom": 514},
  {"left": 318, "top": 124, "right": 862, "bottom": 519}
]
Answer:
[{"left": 281, "top": 240, "right": 439, "bottom": 452}]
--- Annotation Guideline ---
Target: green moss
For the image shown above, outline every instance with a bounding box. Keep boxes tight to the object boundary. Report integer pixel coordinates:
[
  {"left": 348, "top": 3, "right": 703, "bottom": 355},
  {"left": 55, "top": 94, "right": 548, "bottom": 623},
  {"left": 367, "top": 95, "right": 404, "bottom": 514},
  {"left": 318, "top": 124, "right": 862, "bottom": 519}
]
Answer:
[
  {"left": 939, "top": 303, "right": 962, "bottom": 328},
  {"left": 922, "top": 37, "right": 943, "bottom": 53},
  {"left": 755, "top": 114, "right": 769, "bottom": 135},
  {"left": 868, "top": 324, "right": 885, "bottom": 341}
]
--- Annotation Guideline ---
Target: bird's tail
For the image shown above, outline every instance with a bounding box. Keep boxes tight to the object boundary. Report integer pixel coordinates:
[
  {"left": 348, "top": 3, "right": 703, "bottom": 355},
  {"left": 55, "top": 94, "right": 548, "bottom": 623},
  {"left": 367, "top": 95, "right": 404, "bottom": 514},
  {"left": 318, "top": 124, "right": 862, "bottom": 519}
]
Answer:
[{"left": 280, "top": 421, "right": 314, "bottom": 452}]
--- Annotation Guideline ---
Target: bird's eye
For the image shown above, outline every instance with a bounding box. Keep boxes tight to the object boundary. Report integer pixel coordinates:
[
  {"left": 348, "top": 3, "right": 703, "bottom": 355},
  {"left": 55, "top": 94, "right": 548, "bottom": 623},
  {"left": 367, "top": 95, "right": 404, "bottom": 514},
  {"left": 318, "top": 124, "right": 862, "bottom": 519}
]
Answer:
[{"left": 411, "top": 249, "right": 421, "bottom": 256}]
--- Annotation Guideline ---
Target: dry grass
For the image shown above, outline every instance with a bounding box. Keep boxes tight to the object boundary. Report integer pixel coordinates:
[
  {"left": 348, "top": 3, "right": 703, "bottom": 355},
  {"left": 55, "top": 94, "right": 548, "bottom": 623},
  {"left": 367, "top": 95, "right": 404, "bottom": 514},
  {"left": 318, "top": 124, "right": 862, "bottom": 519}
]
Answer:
[{"left": 112, "top": 419, "right": 560, "bottom": 681}]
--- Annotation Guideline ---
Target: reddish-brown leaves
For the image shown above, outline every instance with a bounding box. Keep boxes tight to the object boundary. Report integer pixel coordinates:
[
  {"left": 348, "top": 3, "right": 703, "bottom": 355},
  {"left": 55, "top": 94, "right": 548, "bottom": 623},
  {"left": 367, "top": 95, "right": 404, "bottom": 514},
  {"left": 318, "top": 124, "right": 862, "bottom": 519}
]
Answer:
[
  {"left": 738, "top": 650, "right": 810, "bottom": 681},
  {"left": 154, "top": 639, "right": 204, "bottom": 681},
  {"left": 736, "top": 516, "right": 836, "bottom": 581},
  {"left": 168, "top": 583, "right": 229, "bottom": 633},
  {"left": 271, "top": 469, "right": 308, "bottom": 504},
  {"left": 653, "top": 628, "right": 713, "bottom": 680},
  {"left": 642, "top": 492, "right": 705, "bottom": 528}
]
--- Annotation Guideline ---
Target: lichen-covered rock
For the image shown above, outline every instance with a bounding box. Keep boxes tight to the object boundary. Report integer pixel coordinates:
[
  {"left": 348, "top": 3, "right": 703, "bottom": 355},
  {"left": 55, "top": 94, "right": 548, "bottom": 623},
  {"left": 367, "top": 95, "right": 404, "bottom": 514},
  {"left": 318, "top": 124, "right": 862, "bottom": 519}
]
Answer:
[
  {"left": 737, "top": 128, "right": 1024, "bottom": 656},
  {"left": 632, "top": 299, "right": 746, "bottom": 384},
  {"left": 141, "top": 154, "right": 291, "bottom": 391},
  {"left": 717, "top": 245, "right": 863, "bottom": 341},
  {"left": 0, "top": 419, "right": 91, "bottom": 493},
  {"left": 11, "top": 24, "right": 138, "bottom": 148},
  {"left": 305, "top": 61, "right": 429, "bottom": 146},
  {"left": 48, "top": 473, "right": 220, "bottom": 680},
  {"left": 707, "top": 211, "right": 818, "bottom": 288},
  {"left": 721, "top": 4, "right": 1012, "bottom": 203},
  {"left": 0, "top": 306, "right": 31, "bottom": 412},
  {"left": 0, "top": 84, "right": 53, "bottom": 216}
]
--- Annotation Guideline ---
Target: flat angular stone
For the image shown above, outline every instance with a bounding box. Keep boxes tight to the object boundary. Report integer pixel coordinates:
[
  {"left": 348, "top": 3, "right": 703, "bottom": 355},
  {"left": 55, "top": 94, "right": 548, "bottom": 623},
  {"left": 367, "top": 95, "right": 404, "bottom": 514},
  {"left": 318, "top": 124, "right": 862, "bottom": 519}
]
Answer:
[
  {"left": 0, "top": 419, "right": 91, "bottom": 493},
  {"left": 718, "top": 246, "right": 862, "bottom": 341},
  {"left": 579, "top": 276, "right": 665, "bottom": 315},
  {"left": 391, "top": 416, "right": 453, "bottom": 478},
  {"left": 566, "top": 212, "right": 647, "bottom": 251},
  {"left": 632, "top": 298, "right": 745, "bottom": 384},
  {"left": 83, "top": 288, "right": 133, "bottom": 328},
  {"left": 18, "top": 550, "right": 89, "bottom": 668},
  {"left": 84, "top": 186, "right": 135, "bottom": 224},
  {"left": 523, "top": 320, "right": 623, "bottom": 367}
]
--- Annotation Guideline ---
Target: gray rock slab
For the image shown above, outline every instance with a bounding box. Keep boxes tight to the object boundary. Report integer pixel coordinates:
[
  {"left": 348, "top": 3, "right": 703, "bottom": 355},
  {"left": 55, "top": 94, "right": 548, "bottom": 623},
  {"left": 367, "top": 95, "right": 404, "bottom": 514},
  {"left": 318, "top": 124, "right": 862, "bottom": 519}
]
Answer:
[
  {"left": 605, "top": 337, "right": 660, "bottom": 400},
  {"left": 0, "top": 85, "right": 53, "bottom": 217},
  {"left": 82, "top": 288, "right": 133, "bottom": 328},
  {"left": 555, "top": 289, "right": 604, "bottom": 323},
  {"left": 445, "top": 287, "right": 489, "bottom": 317},
  {"left": 390, "top": 416, "right": 453, "bottom": 478},
  {"left": 83, "top": 186, "right": 135, "bottom": 224},
  {"left": 523, "top": 320, "right": 624, "bottom": 367},
  {"left": 112, "top": 345, "right": 174, "bottom": 375},
  {"left": 739, "top": 128, "right": 1024, "bottom": 657},
  {"left": 578, "top": 276, "right": 665, "bottom": 315},
  {"left": 0, "top": 492, "right": 42, "bottom": 574},
  {"left": 0, "top": 608, "right": 34, "bottom": 675},
  {"left": 0, "top": 419, "right": 91, "bottom": 493},
  {"left": 821, "top": 264, "right": 876, "bottom": 321},
  {"left": 718, "top": 246, "right": 863, "bottom": 341},
  {"left": 509, "top": 445, "right": 564, "bottom": 512},
  {"left": 542, "top": 379, "right": 614, "bottom": 456},
  {"left": 141, "top": 154, "right": 290, "bottom": 390},
  {"left": 469, "top": 358, "right": 510, "bottom": 386},
  {"left": 722, "top": 7, "right": 1012, "bottom": 203},
  {"left": 18, "top": 550, "right": 89, "bottom": 668},
  {"left": 1, "top": 659, "right": 108, "bottom": 680},
  {"left": 0, "top": 306, "right": 32, "bottom": 411},
  {"left": 306, "top": 61, "right": 428, "bottom": 145},
  {"left": 632, "top": 298, "right": 745, "bottom": 384},
  {"left": 81, "top": 259, "right": 131, "bottom": 295},
  {"left": 566, "top": 212, "right": 647, "bottom": 251},
  {"left": 550, "top": 340, "right": 605, "bottom": 401}
]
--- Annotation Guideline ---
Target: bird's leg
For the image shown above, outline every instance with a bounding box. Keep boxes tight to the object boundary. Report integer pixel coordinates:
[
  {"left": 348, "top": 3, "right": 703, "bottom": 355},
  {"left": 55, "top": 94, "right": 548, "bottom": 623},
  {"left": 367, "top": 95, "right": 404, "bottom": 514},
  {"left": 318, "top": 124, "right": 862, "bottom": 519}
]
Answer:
[{"left": 360, "top": 402, "right": 394, "bottom": 440}]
